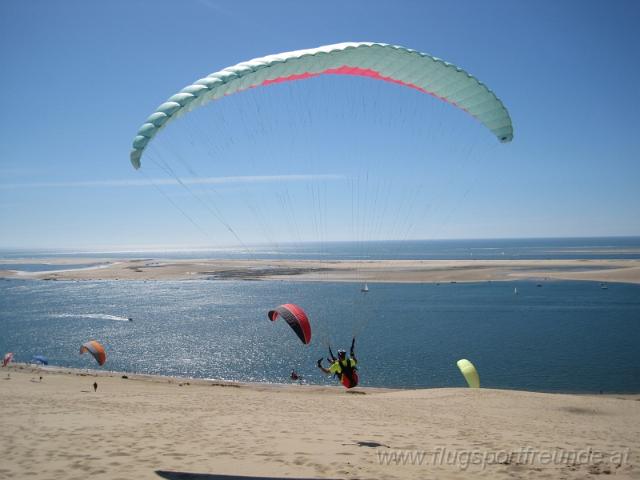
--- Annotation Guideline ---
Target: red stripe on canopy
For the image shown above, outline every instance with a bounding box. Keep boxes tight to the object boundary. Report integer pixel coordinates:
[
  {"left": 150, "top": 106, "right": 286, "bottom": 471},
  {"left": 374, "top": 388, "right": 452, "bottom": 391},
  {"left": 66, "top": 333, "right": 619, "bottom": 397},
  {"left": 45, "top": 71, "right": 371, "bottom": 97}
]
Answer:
[{"left": 260, "top": 65, "right": 466, "bottom": 113}]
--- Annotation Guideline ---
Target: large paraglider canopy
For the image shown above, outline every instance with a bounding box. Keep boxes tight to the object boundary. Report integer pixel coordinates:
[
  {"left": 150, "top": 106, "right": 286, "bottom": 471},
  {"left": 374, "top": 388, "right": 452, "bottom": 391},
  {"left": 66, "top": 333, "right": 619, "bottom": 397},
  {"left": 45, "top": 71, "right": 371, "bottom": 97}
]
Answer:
[
  {"left": 128, "top": 42, "right": 514, "bottom": 374},
  {"left": 80, "top": 341, "right": 107, "bottom": 366},
  {"left": 268, "top": 304, "right": 312, "bottom": 344},
  {"left": 131, "top": 42, "right": 513, "bottom": 168}
]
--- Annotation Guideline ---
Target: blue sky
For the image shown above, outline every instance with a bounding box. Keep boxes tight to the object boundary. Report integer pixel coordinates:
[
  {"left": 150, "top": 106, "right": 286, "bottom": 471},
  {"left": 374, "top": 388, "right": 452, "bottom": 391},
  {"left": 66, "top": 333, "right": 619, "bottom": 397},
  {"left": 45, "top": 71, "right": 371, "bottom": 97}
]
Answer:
[{"left": 1, "top": 0, "right": 639, "bottom": 250}]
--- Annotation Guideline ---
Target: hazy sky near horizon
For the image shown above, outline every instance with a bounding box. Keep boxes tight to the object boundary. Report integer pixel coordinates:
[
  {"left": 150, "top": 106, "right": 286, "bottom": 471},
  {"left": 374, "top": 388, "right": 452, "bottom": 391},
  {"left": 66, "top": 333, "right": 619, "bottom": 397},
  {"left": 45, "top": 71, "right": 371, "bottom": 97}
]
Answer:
[{"left": 1, "top": 0, "right": 639, "bottom": 250}]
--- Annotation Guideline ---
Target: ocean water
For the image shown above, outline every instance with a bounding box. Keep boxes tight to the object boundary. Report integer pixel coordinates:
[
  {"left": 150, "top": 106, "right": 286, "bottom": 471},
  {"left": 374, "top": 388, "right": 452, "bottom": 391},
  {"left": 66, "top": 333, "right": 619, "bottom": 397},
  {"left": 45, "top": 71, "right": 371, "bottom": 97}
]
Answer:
[
  {"left": 0, "top": 262, "right": 107, "bottom": 273},
  {"left": 1, "top": 277, "right": 639, "bottom": 393},
  {"left": 2, "top": 237, "right": 640, "bottom": 261}
]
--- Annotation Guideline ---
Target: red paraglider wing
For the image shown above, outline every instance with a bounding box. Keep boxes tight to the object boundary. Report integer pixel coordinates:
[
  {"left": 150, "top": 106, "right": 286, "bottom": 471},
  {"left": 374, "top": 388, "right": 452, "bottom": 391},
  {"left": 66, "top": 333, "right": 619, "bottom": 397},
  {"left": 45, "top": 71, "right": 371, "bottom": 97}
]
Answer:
[
  {"left": 2, "top": 352, "right": 13, "bottom": 367},
  {"left": 267, "top": 304, "right": 311, "bottom": 344}
]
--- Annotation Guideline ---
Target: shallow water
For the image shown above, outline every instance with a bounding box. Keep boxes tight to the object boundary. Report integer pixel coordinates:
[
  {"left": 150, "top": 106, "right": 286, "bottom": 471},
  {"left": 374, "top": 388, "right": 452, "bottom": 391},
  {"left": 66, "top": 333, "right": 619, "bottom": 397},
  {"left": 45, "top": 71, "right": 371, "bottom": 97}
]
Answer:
[
  {"left": 1, "top": 278, "right": 638, "bottom": 392},
  {"left": 0, "top": 262, "right": 106, "bottom": 273}
]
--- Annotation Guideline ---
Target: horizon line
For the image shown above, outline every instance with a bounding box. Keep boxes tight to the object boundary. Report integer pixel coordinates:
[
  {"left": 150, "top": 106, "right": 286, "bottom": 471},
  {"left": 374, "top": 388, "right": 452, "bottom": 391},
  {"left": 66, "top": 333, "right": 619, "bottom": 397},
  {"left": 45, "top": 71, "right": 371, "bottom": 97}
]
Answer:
[{"left": 1, "top": 235, "right": 639, "bottom": 253}]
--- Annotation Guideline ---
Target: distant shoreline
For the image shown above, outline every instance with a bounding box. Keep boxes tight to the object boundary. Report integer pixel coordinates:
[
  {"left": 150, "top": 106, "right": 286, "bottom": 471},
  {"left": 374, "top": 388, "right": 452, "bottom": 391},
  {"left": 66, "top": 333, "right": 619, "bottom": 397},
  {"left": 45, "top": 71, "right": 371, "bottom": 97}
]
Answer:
[
  {"left": 1, "top": 257, "right": 640, "bottom": 284},
  {"left": 3, "top": 362, "right": 394, "bottom": 393},
  {"left": 5, "top": 362, "right": 639, "bottom": 397}
]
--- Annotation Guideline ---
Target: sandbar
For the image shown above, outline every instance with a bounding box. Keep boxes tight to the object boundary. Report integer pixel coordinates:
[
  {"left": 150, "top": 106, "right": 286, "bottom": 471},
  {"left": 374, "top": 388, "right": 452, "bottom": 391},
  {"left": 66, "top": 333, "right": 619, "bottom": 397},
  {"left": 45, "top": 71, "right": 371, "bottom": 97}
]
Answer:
[{"left": 1, "top": 258, "right": 640, "bottom": 284}]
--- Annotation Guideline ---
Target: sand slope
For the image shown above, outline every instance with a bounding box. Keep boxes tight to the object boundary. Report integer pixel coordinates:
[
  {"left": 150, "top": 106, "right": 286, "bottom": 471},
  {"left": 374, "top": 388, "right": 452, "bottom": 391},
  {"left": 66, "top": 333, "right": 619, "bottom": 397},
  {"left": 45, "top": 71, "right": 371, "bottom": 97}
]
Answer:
[{"left": 1, "top": 366, "right": 638, "bottom": 479}]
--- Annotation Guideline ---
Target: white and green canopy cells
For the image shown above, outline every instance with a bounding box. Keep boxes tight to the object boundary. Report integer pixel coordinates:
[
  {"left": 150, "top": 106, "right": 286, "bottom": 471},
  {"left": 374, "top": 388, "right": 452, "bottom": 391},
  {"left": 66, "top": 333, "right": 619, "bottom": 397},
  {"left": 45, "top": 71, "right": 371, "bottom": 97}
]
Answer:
[{"left": 130, "top": 42, "right": 513, "bottom": 169}]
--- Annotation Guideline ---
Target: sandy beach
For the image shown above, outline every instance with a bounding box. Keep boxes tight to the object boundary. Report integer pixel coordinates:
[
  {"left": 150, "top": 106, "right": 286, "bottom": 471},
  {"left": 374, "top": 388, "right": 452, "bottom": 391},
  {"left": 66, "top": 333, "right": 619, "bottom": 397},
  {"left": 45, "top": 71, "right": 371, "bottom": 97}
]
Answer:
[
  {"left": 0, "top": 364, "right": 638, "bottom": 480},
  {"left": 2, "top": 258, "right": 640, "bottom": 284}
]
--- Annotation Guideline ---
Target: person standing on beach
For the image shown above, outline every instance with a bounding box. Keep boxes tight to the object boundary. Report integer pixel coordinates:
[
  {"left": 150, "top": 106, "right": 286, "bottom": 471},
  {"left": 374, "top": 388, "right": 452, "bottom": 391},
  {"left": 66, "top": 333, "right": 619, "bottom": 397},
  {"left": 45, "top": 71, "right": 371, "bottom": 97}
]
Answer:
[{"left": 93, "top": 381, "right": 98, "bottom": 392}]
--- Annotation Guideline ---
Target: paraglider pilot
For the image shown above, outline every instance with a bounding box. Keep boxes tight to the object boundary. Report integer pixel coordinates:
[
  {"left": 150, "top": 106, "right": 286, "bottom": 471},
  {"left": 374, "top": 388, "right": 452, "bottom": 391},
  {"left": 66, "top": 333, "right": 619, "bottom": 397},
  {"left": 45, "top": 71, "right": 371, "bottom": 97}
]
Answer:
[{"left": 317, "top": 338, "right": 359, "bottom": 388}]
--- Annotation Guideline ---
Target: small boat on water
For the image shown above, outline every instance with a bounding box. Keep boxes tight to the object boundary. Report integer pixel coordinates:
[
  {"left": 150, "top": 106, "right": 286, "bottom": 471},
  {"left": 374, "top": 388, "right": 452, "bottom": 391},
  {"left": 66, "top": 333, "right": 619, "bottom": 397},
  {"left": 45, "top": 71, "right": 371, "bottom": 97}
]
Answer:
[
  {"left": 514, "top": 287, "right": 518, "bottom": 295},
  {"left": 601, "top": 283, "right": 608, "bottom": 290},
  {"left": 361, "top": 283, "right": 369, "bottom": 293}
]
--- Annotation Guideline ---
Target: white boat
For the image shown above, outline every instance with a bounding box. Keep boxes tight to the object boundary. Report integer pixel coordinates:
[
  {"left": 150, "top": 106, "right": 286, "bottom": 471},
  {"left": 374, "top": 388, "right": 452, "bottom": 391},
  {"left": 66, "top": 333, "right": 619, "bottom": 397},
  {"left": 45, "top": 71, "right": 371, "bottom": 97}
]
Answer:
[
  {"left": 361, "top": 283, "right": 369, "bottom": 293},
  {"left": 514, "top": 287, "right": 518, "bottom": 295}
]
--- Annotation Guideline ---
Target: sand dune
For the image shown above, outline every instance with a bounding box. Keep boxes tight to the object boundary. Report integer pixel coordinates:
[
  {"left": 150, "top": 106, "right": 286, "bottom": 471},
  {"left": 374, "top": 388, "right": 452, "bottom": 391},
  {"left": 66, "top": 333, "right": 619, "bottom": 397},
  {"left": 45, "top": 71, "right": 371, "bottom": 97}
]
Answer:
[
  {"left": 2, "top": 258, "right": 640, "bottom": 284},
  {"left": 1, "top": 365, "right": 638, "bottom": 479}
]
